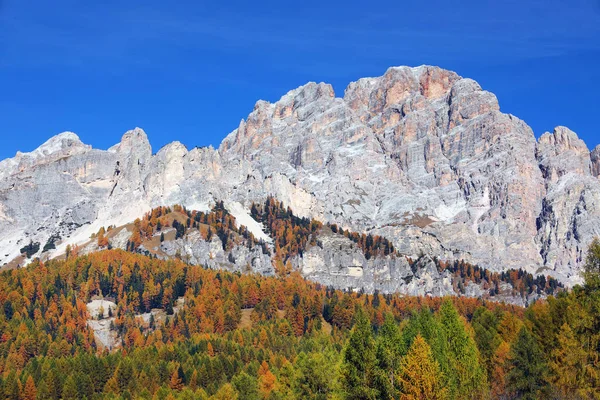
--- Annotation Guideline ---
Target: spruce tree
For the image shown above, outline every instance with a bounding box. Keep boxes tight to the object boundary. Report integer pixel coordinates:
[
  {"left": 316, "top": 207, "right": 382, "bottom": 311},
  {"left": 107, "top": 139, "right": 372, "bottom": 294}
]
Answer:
[
  {"left": 375, "top": 313, "right": 404, "bottom": 399},
  {"left": 506, "top": 327, "right": 549, "bottom": 399},
  {"left": 341, "top": 306, "right": 380, "bottom": 399},
  {"left": 583, "top": 237, "right": 600, "bottom": 289},
  {"left": 438, "top": 300, "right": 488, "bottom": 398},
  {"left": 61, "top": 376, "right": 79, "bottom": 400}
]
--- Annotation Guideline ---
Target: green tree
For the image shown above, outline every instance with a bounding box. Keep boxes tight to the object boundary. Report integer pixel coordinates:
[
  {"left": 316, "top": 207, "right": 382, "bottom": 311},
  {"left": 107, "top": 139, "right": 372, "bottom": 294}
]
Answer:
[
  {"left": 36, "top": 379, "right": 52, "bottom": 400},
  {"left": 375, "top": 314, "right": 404, "bottom": 399},
  {"left": 232, "top": 372, "right": 260, "bottom": 400},
  {"left": 506, "top": 327, "right": 549, "bottom": 399},
  {"left": 341, "top": 307, "right": 380, "bottom": 399},
  {"left": 471, "top": 307, "right": 501, "bottom": 380},
  {"left": 4, "top": 371, "right": 20, "bottom": 400},
  {"left": 294, "top": 351, "right": 334, "bottom": 399},
  {"left": 583, "top": 237, "right": 600, "bottom": 289},
  {"left": 438, "top": 300, "right": 488, "bottom": 399},
  {"left": 45, "top": 368, "right": 62, "bottom": 400},
  {"left": 61, "top": 375, "right": 79, "bottom": 400}
]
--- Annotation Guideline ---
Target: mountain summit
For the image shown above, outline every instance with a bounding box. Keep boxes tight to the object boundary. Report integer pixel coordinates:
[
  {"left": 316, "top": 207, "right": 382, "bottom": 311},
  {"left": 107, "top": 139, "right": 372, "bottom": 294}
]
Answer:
[{"left": 1, "top": 66, "right": 599, "bottom": 286}]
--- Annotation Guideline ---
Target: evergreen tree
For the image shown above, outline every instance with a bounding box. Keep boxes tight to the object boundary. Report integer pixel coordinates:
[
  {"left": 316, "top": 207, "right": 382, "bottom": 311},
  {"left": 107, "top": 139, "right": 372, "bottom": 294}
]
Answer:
[
  {"left": 4, "top": 371, "right": 20, "bottom": 400},
  {"left": 61, "top": 376, "right": 79, "bottom": 400},
  {"left": 232, "top": 372, "right": 260, "bottom": 400},
  {"left": 471, "top": 307, "right": 501, "bottom": 380},
  {"left": 506, "top": 327, "right": 549, "bottom": 399},
  {"left": 341, "top": 307, "right": 380, "bottom": 399},
  {"left": 213, "top": 383, "right": 239, "bottom": 400},
  {"left": 294, "top": 351, "right": 334, "bottom": 399},
  {"left": 45, "top": 368, "right": 62, "bottom": 400},
  {"left": 397, "top": 335, "right": 447, "bottom": 400},
  {"left": 583, "top": 237, "right": 600, "bottom": 289},
  {"left": 36, "top": 379, "right": 51, "bottom": 400},
  {"left": 375, "top": 313, "right": 404, "bottom": 399},
  {"left": 438, "top": 300, "right": 488, "bottom": 398}
]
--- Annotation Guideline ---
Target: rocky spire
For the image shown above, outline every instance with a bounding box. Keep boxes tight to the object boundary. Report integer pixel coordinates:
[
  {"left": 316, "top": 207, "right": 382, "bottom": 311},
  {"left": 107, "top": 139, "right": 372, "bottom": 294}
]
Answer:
[{"left": 592, "top": 145, "right": 600, "bottom": 178}]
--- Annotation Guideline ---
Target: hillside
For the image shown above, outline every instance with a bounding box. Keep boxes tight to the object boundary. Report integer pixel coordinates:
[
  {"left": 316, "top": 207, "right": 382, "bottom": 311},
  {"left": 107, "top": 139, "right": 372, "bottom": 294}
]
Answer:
[
  {"left": 31, "top": 199, "right": 562, "bottom": 306},
  {"left": 0, "top": 245, "right": 599, "bottom": 399}
]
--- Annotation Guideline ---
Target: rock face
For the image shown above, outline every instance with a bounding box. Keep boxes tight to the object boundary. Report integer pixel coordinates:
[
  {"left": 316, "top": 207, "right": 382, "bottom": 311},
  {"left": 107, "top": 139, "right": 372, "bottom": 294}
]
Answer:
[
  {"left": 592, "top": 145, "right": 600, "bottom": 178},
  {"left": 0, "top": 65, "right": 599, "bottom": 286}
]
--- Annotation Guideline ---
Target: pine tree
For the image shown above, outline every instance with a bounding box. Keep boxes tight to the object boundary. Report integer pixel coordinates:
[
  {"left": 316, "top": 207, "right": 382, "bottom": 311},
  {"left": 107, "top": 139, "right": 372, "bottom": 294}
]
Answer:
[
  {"left": 232, "top": 372, "right": 260, "bottom": 400},
  {"left": 36, "top": 379, "right": 51, "bottom": 400},
  {"left": 438, "top": 301, "right": 488, "bottom": 398},
  {"left": 294, "top": 351, "right": 334, "bottom": 399},
  {"left": 45, "top": 368, "right": 62, "bottom": 400},
  {"left": 376, "top": 313, "right": 404, "bottom": 399},
  {"left": 397, "top": 335, "right": 447, "bottom": 400},
  {"left": 213, "top": 383, "right": 239, "bottom": 400},
  {"left": 4, "top": 371, "right": 20, "bottom": 400},
  {"left": 341, "top": 307, "right": 380, "bottom": 399},
  {"left": 506, "top": 327, "right": 549, "bottom": 399},
  {"left": 61, "top": 376, "right": 79, "bottom": 400}
]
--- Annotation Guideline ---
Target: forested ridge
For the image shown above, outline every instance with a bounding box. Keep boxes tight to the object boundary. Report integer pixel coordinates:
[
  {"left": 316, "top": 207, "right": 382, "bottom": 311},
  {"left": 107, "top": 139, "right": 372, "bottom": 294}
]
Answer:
[
  {"left": 0, "top": 238, "right": 599, "bottom": 399},
  {"left": 116, "top": 198, "right": 562, "bottom": 300}
]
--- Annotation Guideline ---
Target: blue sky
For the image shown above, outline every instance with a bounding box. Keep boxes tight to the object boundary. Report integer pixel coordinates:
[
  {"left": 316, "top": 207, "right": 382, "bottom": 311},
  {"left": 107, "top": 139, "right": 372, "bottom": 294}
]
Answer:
[{"left": 1, "top": 0, "right": 599, "bottom": 160}]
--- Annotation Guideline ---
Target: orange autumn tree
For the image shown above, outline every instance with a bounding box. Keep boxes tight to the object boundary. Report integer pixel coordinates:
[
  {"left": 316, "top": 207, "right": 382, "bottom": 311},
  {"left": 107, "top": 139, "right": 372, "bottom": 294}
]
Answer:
[{"left": 397, "top": 335, "right": 447, "bottom": 400}]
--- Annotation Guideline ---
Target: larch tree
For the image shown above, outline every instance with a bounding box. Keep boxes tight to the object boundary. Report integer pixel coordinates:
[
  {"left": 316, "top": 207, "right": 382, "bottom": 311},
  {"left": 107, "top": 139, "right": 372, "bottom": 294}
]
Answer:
[
  {"left": 549, "top": 323, "right": 587, "bottom": 397},
  {"left": 397, "top": 335, "right": 447, "bottom": 400}
]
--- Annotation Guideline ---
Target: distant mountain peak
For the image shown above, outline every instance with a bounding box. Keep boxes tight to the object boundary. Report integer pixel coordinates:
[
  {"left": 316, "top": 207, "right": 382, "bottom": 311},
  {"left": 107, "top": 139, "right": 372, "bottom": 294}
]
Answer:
[{"left": 1, "top": 65, "right": 599, "bottom": 290}]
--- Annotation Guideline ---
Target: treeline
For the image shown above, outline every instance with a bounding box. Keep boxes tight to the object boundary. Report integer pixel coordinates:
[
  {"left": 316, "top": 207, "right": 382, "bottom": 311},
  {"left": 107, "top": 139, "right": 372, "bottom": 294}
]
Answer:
[{"left": 1, "top": 238, "right": 599, "bottom": 399}]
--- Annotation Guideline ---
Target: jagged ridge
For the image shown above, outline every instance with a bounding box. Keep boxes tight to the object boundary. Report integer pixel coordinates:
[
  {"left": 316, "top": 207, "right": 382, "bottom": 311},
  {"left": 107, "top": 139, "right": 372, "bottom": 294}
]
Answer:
[{"left": 0, "top": 65, "right": 599, "bottom": 288}]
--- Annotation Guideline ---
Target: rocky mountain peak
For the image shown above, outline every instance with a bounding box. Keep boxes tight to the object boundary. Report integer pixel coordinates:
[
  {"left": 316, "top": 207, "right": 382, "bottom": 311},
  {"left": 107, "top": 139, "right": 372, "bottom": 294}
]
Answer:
[
  {"left": 537, "top": 126, "right": 591, "bottom": 181},
  {"left": 1, "top": 65, "right": 599, "bottom": 288},
  {"left": 19, "top": 131, "right": 88, "bottom": 159}
]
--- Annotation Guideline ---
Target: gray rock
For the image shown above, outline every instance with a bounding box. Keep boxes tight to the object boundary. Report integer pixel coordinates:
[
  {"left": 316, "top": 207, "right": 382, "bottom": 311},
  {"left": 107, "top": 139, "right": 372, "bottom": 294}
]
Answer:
[
  {"left": 592, "top": 145, "right": 600, "bottom": 178},
  {"left": 0, "top": 65, "right": 599, "bottom": 289}
]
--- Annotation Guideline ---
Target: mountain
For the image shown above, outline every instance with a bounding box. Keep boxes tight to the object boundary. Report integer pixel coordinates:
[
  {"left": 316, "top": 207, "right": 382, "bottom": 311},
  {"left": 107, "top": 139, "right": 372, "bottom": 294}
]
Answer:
[{"left": 1, "top": 65, "right": 599, "bottom": 288}]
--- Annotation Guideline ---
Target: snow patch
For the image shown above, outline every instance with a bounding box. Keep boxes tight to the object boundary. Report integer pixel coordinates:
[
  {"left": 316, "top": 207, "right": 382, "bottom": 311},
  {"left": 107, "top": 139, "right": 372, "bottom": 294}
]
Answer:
[
  {"left": 470, "top": 186, "right": 491, "bottom": 233},
  {"left": 225, "top": 201, "right": 273, "bottom": 243},
  {"left": 184, "top": 200, "right": 211, "bottom": 213},
  {"left": 347, "top": 266, "right": 364, "bottom": 277},
  {"left": 434, "top": 199, "right": 467, "bottom": 221}
]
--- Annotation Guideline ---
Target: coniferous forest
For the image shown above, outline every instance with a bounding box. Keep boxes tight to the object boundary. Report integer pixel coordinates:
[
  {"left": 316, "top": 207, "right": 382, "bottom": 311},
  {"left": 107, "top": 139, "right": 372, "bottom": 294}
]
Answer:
[{"left": 1, "top": 232, "right": 600, "bottom": 399}]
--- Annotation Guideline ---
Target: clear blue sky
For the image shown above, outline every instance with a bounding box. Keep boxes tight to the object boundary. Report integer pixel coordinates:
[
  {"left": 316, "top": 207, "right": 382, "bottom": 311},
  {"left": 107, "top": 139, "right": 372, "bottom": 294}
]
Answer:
[{"left": 1, "top": 0, "right": 599, "bottom": 160}]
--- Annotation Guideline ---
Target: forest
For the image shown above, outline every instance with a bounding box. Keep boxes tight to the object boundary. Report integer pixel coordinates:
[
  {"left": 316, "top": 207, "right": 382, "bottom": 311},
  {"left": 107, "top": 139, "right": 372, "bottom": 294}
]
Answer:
[
  {"left": 116, "top": 198, "right": 562, "bottom": 300},
  {"left": 0, "top": 235, "right": 599, "bottom": 399}
]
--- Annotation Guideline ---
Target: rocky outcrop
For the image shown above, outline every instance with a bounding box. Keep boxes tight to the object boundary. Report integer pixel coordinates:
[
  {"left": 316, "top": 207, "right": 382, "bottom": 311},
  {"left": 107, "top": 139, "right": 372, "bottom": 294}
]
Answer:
[
  {"left": 592, "top": 145, "right": 600, "bottom": 178},
  {"left": 0, "top": 65, "right": 598, "bottom": 287}
]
